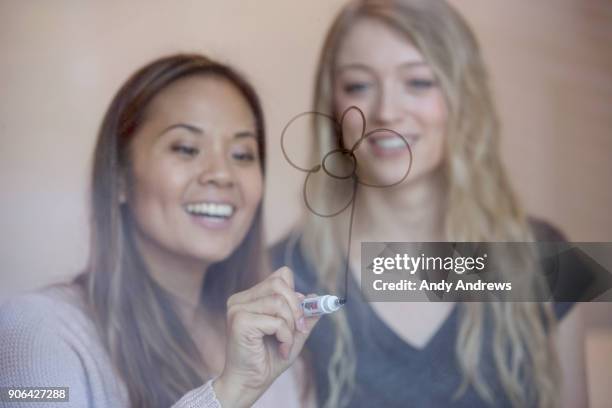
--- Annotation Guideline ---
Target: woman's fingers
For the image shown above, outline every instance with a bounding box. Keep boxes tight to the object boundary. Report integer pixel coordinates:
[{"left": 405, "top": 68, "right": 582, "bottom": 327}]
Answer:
[
  {"left": 227, "top": 267, "right": 304, "bottom": 330},
  {"left": 228, "top": 310, "right": 294, "bottom": 359},
  {"left": 228, "top": 294, "right": 297, "bottom": 333},
  {"left": 283, "top": 315, "right": 321, "bottom": 361},
  {"left": 288, "top": 293, "right": 322, "bottom": 359},
  {"left": 271, "top": 266, "right": 295, "bottom": 292}
]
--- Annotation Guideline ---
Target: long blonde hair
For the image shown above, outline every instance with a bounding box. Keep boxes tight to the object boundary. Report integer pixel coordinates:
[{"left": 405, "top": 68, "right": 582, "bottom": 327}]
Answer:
[{"left": 300, "top": 1, "right": 559, "bottom": 406}]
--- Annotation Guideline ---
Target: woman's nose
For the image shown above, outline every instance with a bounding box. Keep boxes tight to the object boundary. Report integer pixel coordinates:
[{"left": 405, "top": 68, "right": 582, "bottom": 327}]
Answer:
[
  {"left": 197, "top": 152, "right": 234, "bottom": 188},
  {"left": 373, "top": 83, "right": 401, "bottom": 126}
]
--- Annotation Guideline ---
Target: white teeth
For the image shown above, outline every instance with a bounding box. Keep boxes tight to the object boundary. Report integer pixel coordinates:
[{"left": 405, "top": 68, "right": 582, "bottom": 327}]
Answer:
[
  {"left": 186, "top": 202, "right": 234, "bottom": 218},
  {"left": 373, "top": 135, "right": 417, "bottom": 149}
]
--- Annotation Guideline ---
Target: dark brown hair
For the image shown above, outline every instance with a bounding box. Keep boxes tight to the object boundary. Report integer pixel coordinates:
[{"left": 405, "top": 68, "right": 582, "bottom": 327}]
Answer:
[{"left": 76, "top": 54, "right": 267, "bottom": 407}]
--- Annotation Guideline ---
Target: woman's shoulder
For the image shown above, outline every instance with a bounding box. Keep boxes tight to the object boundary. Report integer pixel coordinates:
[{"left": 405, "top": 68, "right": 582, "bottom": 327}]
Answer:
[
  {"left": 0, "top": 283, "right": 128, "bottom": 405},
  {"left": 0, "top": 283, "right": 93, "bottom": 336},
  {"left": 525, "top": 217, "right": 581, "bottom": 321},
  {"left": 0, "top": 283, "right": 103, "bottom": 363},
  {"left": 527, "top": 216, "right": 567, "bottom": 241}
]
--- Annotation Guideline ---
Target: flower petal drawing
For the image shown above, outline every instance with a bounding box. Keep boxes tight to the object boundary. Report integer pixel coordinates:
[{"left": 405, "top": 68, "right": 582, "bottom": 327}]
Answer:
[{"left": 280, "top": 105, "right": 413, "bottom": 301}]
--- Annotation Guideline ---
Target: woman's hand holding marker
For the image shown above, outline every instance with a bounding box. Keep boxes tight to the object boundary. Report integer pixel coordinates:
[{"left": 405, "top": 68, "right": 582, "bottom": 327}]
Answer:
[{"left": 214, "top": 267, "right": 320, "bottom": 408}]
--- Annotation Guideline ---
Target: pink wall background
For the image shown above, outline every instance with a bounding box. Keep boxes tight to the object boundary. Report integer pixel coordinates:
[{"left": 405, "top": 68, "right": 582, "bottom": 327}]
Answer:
[{"left": 1, "top": 1, "right": 611, "bottom": 403}]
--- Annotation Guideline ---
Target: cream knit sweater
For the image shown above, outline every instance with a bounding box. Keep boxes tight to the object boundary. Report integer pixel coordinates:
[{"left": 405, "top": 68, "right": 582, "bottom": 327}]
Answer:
[{"left": 0, "top": 284, "right": 220, "bottom": 407}]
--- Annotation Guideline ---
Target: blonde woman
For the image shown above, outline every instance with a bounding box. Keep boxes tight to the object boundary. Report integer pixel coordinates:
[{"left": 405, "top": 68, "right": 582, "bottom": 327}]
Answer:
[
  {"left": 272, "top": 1, "right": 587, "bottom": 407},
  {"left": 0, "top": 54, "right": 318, "bottom": 407}
]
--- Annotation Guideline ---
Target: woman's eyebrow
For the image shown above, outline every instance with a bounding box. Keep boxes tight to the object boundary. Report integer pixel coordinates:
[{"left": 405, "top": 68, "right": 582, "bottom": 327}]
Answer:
[
  {"left": 336, "top": 60, "right": 427, "bottom": 74},
  {"left": 157, "top": 123, "right": 204, "bottom": 138},
  {"left": 336, "top": 63, "right": 374, "bottom": 74},
  {"left": 234, "top": 130, "right": 256, "bottom": 139},
  {"left": 398, "top": 61, "right": 428, "bottom": 69}
]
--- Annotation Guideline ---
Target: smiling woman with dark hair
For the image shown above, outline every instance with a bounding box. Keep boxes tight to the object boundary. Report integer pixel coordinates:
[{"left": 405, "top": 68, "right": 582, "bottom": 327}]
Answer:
[{"left": 0, "top": 54, "right": 318, "bottom": 408}]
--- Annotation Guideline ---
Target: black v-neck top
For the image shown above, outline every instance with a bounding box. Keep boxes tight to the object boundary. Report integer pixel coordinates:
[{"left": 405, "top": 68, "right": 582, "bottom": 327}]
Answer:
[{"left": 270, "top": 219, "right": 575, "bottom": 407}]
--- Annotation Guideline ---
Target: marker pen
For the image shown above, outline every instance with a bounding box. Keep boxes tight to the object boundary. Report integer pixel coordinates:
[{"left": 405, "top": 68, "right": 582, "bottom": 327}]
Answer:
[{"left": 301, "top": 295, "right": 345, "bottom": 317}]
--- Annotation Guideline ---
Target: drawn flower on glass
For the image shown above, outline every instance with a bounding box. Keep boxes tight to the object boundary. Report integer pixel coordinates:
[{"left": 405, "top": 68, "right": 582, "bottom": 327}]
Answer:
[
  {"left": 281, "top": 105, "right": 413, "bottom": 217},
  {"left": 280, "top": 106, "right": 413, "bottom": 300}
]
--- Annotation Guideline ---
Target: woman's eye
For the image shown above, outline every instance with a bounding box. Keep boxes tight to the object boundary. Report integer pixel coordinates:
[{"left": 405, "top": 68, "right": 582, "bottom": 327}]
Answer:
[
  {"left": 405, "top": 78, "right": 436, "bottom": 90},
  {"left": 171, "top": 145, "right": 199, "bottom": 156},
  {"left": 232, "top": 151, "right": 256, "bottom": 162},
  {"left": 343, "top": 82, "right": 371, "bottom": 94}
]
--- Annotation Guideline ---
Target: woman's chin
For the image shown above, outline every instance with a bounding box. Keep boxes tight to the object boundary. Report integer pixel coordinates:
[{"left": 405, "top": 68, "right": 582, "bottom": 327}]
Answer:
[
  {"left": 186, "top": 245, "right": 235, "bottom": 266},
  {"left": 357, "top": 167, "right": 413, "bottom": 187},
  {"left": 357, "top": 164, "right": 443, "bottom": 191}
]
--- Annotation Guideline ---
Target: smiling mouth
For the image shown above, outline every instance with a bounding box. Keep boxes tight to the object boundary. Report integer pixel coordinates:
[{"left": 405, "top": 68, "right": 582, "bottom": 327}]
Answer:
[
  {"left": 185, "top": 202, "right": 236, "bottom": 220},
  {"left": 369, "top": 133, "right": 419, "bottom": 149},
  {"left": 367, "top": 133, "right": 419, "bottom": 158}
]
